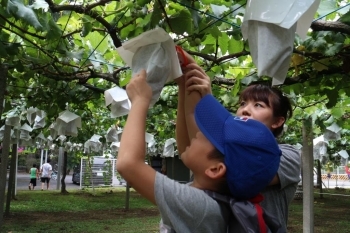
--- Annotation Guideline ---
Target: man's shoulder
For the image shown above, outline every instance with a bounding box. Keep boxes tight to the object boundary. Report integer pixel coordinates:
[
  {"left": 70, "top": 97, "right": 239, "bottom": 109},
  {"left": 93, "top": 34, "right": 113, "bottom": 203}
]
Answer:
[{"left": 279, "top": 144, "right": 300, "bottom": 157}]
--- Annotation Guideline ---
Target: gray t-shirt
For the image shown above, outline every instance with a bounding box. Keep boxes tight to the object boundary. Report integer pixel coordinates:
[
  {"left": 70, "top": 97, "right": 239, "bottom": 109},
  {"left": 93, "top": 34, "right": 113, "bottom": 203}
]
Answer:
[
  {"left": 155, "top": 172, "right": 232, "bottom": 233},
  {"left": 261, "top": 144, "right": 301, "bottom": 232}
]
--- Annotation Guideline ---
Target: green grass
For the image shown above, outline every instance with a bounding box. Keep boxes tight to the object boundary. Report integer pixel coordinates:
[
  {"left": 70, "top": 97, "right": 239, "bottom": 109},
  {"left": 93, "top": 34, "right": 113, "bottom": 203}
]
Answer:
[
  {"left": 2, "top": 188, "right": 350, "bottom": 233},
  {"left": 2, "top": 188, "right": 160, "bottom": 233},
  {"left": 288, "top": 188, "right": 350, "bottom": 232},
  {"left": 9, "top": 188, "right": 151, "bottom": 212}
]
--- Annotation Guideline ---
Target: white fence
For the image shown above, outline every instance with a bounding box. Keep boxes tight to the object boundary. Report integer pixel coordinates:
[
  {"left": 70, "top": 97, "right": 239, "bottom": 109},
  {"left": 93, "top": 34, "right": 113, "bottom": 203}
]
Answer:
[{"left": 79, "top": 157, "right": 123, "bottom": 188}]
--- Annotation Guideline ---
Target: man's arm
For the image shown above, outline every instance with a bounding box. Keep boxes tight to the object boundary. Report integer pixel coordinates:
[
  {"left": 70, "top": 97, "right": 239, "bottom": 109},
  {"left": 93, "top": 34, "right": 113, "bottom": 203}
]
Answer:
[
  {"left": 116, "top": 70, "right": 157, "bottom": 205},
  {"left": 49, "top": 165, "right": 52, "bottom": 178}
]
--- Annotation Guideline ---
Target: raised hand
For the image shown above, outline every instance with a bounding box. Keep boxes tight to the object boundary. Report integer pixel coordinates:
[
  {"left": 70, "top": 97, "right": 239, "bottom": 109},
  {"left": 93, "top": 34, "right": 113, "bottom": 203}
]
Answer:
[
  {"left": 126, "top": 69, "right": 152, "bottom": 105},
  {"left": 184, "top": 63, "right": 212, "bottom": 97}
]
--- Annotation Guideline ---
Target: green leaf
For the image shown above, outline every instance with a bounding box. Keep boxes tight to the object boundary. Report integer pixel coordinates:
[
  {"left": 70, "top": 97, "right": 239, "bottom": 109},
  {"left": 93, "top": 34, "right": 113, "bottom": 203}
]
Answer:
[
  {"left": 149, "top": 1, "right": 164, "bottom": 29},
  {"left": 120, "top": 24, "right": 135, "bottom": 40},
  {"left": 5, "top": 42, "right": 20, "bottom": 56},
  {"left": 201, "top": 44, "right": 215, "bottom": 54},
  {"left": 231, "top": 81, "right": 240, "bottom": 97},
  {"left": 46, "top": 15, "right": 63, "bottom": 40},
  {"left": 313, "top": 37, "right": 327, "bottom": 50},
  {"left": 190, "top": 6, "right": 201, "bottom": 28},
  {"left": 81, "top": 16, "right": 93, "bottom": 37},
  {"left": 202, "top": 34, "right": 216, "bottom": 45},
  {"left": 168, "top": 10, "right": 193, "bottom": 34},
  {"left": 137, "top": 14, "right": 151, "bottom": 27},
  {"left": 325, "top": 89, "right": 339, "bottom": 109},
  {"left": 209, "top": 26, "right": 222, "bottom": 38},
  {"left": 14, "top": 60, "right": 25, "bottom": 72},
  {"left": 330, "top": 32, "right": 346, "bottom": 43},
  {"left": 168, "top": 2, "right": 185, "bottom": 11},
  {"left": 119, "top": 75, "right": 131, "bottom": 87},
  {"left": 317, "top": 0, "right": 337, "bottom": 17},
  {"left": 136, "top": 0, "right": 151, "bottom": 7},
  {"left": 221, "top": 93, "right": 233, "bottom": 105},
  {"left": 331, "top": 107, "right": 344, "bottom": 119},
  {"left": 0, "top": 5, "right": 11, "bottom": 18},
  {"left": 228, "top": 38, "right": 244, "bottom": 54},
  {"left": 218, "top": 33, "right": 229, "bottom": 54},
  {"left": 0, "top": 42, "right": 7, "bottom": 57},
  {"left": 325, "top": 43, "right": 343, "bottom": 56}
]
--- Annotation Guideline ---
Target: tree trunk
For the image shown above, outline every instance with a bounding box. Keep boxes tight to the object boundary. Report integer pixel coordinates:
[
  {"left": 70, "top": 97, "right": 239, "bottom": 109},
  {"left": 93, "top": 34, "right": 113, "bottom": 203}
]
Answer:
[
  {"left": 0, "top": 63, "right": 8, "bottom": 116},
  {"left": 0, "top": 125, "right": 12, "bottom": 228},
  {"left": 60, "top": 151, "right": 68, "bottom": 194},
  {"left": 316, "top": 160, "right": 323, "bottom": 198},
  {"left": 5, "top": 144, "right": 18, "bottom": 216}
]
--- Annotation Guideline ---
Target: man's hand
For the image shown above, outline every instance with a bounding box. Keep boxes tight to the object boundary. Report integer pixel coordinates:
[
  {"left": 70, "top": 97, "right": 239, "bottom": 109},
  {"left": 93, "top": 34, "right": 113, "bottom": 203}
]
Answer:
[
  {"left": 126, "top": 69, "right": 152, "bottom": 105},
  {"left": 184, "top": 63, "right": 212, "bottom": 97}
]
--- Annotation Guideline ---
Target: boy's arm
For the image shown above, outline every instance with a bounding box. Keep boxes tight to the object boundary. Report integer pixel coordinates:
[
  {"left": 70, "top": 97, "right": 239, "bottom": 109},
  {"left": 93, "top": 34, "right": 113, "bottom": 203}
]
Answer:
[
  {"left": 175, "top": 47, "right": 212, "bottom": 145},
  {"left": 184, "top": 90, "right": 201, "bottom": 140},
  {"left": 175, "top": 76, "right": 190, "bottom": 155},
  {"left": 183, "top": 63, "right": 212, "bottom": 140},
  {"left": 116, "top": 70, "right": 157, "bottom": 205},
  {"left": 175, "top": 47, "right": 197, "bottom": 154}
]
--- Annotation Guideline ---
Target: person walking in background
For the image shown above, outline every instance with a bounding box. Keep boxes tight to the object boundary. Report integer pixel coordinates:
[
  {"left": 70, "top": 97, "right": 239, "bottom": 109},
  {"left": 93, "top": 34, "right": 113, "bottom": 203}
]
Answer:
[
  {"left": 40, "top": 158, "right": 52, "bottom": 191},
  {"left": 345, "top": 165, "right": 350, "bottom": 180},
  {"left": 28, "top": 164, "right": 39, "bottom": 190}
]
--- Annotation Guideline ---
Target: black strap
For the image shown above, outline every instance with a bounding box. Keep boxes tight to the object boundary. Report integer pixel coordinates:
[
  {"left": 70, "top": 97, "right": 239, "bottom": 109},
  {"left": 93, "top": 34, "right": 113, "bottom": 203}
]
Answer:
[{"left": 204, "top": 190, "right": 283, "bottom": 233}]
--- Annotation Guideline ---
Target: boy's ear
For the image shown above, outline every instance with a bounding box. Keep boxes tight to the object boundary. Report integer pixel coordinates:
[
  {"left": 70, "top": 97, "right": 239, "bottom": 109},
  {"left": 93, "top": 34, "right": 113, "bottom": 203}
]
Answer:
[
  {"left": 205, "top": 162, "right": 226, "bottom": 179},
  {"left": 272, "top": 116, "right": 285, "bottom": 129}
]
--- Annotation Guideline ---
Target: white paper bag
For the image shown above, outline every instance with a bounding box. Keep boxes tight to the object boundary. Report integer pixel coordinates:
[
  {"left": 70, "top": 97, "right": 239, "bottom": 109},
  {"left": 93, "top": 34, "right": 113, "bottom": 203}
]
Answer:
[
  {"left": 117, "top": 27, "right": 182, "bottom": 107},
  {"left": 132, "top": 43, "right": 171, "bottom": 106}
]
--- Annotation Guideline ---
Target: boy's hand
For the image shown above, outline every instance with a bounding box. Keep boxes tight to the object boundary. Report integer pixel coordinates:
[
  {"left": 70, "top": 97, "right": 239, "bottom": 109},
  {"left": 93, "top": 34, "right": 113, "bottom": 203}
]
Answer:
[
  {"left": 126, "top": 69, "right": 152, "bottom": 105},
  {"left": 184, "top": 63, "right": 212, "bottom": 97}
]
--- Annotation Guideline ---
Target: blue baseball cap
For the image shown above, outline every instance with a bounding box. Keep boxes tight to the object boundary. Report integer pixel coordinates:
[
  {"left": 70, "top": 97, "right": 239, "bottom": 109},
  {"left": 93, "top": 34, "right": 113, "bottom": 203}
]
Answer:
[{"left": 195, "top": 95, "right": 281, "bottom": 200}]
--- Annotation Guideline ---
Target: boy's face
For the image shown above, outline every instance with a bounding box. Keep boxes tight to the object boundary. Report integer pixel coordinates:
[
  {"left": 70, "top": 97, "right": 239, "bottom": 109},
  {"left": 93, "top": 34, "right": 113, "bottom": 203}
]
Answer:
[{"left": 181, "top": 131, "right": 216, "bottom": 173}]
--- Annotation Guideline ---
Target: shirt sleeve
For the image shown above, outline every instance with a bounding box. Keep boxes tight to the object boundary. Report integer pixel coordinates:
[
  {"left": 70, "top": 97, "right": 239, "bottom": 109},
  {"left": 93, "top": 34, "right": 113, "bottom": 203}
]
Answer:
[
  {"left": 278, "top": 144, "right": 301, "bottom": 189},
  {"left": 154, "top": 172, "right": 222, "bottom": 232}
]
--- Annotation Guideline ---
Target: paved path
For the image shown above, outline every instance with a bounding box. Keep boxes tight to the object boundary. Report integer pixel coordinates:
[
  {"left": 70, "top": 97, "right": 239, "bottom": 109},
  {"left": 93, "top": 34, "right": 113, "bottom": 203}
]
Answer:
[
  {"left": 6, "top": 172, "right": 80, "bottom": 191},
  {"left": 320, "top": 178, "right": 350, "bottom": 189},
  {"left": 8, "top": 172, "right": 350, "bottom": 191}
]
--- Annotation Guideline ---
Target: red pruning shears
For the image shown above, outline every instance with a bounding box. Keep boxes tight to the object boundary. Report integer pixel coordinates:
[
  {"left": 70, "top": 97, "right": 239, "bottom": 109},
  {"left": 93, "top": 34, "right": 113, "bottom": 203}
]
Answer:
[{"left": 175, "top": 45, "right": 189, "bottom": 68}]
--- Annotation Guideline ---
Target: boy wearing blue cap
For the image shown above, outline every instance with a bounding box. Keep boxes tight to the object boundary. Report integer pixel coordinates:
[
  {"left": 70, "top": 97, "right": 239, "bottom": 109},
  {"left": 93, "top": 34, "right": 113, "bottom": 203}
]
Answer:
[{"left": 117, "top": 70, "right": 282, "bottom": 232}]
